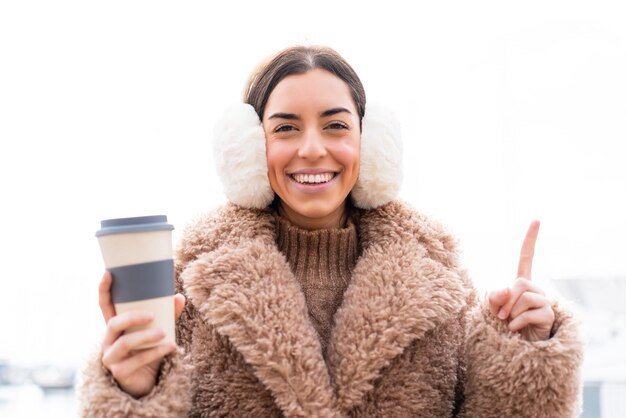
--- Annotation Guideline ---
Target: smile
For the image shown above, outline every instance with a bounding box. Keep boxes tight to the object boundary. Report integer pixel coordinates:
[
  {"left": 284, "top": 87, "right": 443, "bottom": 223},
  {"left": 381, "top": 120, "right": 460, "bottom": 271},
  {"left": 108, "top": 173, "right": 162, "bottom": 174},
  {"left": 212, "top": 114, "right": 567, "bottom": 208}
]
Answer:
[
  {"left": 286, "top": 171, "right": 340, "bottom": 194},
  {"left": 290, "top": 172, "right": 337, "bottom": 184}
]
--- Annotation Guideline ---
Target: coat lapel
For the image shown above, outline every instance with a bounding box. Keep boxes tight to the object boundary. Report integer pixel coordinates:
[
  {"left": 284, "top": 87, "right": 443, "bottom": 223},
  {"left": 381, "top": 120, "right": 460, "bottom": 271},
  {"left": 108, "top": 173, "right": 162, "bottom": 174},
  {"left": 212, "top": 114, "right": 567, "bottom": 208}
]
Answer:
[
  {"left": 180, "top": 206, "right": 340, "bottom": 418},
  {"left": 327, "top": 202, "right": 471, "bottom": 412},
  {"left": 178, "top": 202, "right": 470, "bottom": 416}
]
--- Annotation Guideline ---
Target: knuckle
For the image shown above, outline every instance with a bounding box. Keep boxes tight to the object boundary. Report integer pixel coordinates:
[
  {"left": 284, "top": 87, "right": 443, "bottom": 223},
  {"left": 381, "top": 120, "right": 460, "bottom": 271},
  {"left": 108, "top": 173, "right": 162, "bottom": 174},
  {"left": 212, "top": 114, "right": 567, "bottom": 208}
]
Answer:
[
  {"left": 107, "top": 317, "right": 121, "bottom": 332},
  {"left": 515, "top": 277, "right": 532, "bottom": 289},
  {"left": 114, "top": 367, "right": 129, "bottom": 381},
  {"left": 508, "top": 306, "right": 521, "bottom": 320},
  {"left": 519, "top": 291, "right": 534, "bottom": 304},
  {"left": 101, "top": 351, "right": 111, "bottom": 367},
  {"left": 509, "top": 319, "right": 523, "bottom": 331},
  {"left": 116, "top": 338, "right": 129, "bottom": 352},
  {"left": 108, "top": 364, "right": 121, "bottom": 377},
  {"left": 516, "top": 310, "right": 529, "bottom": 322},
  {"left": 488, "top": 290, "right": 502, "bottom": 303}
]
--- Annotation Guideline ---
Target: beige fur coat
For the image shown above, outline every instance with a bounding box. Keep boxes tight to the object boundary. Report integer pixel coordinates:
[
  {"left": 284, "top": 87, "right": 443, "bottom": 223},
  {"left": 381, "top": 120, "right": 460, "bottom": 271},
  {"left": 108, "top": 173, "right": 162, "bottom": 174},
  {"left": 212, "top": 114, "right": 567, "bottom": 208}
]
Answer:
[{"left": 78, "top": 201, "right": 583, "bottom": 417}]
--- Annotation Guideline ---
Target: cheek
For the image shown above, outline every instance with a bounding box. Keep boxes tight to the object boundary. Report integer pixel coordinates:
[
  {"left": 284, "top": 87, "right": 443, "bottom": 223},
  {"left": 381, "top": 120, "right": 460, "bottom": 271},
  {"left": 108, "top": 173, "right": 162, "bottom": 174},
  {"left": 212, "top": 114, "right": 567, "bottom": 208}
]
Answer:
[
  {"left": 335, "top": 139, "right": 361, "bottom": 172},
  {"left": 265, "top": 141, "right": 296, "bottom": 185}
]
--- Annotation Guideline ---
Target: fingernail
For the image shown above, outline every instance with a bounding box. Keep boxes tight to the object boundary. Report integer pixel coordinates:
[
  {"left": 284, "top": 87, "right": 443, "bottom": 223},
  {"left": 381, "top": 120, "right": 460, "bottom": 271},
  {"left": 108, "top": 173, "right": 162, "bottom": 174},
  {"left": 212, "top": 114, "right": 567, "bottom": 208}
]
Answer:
[{"left": 498, "top": 309, "right": 507, "bottom": 320}]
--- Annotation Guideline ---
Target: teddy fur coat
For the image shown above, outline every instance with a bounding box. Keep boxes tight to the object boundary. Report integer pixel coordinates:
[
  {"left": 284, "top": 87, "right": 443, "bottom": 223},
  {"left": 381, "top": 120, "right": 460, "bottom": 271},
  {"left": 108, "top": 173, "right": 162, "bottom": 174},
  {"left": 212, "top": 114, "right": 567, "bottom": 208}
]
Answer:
[{"left": 78, "top": 201, "right": 584, "bottom": 418}]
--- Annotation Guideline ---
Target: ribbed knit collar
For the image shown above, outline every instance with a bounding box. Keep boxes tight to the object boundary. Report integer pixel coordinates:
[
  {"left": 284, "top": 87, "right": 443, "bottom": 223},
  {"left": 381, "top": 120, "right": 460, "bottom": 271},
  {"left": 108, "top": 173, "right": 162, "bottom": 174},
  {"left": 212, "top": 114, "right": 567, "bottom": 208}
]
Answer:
[{"left": 274, "top": 213, "right": 359, "bottom": 290}]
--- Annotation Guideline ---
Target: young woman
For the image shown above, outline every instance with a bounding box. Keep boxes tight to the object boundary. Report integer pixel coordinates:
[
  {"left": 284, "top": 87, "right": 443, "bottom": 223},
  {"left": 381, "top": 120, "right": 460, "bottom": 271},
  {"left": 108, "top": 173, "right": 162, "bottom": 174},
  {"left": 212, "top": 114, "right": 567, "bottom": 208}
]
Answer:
[{"left": 78, "top": 46, "right": 583, "bottom": 417}]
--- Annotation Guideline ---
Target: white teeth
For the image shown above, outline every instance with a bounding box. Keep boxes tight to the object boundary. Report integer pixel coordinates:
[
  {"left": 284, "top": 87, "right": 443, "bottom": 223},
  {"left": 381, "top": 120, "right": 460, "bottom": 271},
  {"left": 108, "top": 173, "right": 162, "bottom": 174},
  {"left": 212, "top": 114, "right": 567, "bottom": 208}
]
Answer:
[{"left": 292, "top": 173, "right": 335, "bottom": 184}]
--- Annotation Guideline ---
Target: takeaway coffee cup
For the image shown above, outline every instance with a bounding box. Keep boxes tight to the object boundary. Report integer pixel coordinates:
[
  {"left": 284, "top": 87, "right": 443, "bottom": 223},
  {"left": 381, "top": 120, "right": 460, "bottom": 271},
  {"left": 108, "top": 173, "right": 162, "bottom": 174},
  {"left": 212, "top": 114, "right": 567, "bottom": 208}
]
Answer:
[{"left": 96, "top": 215, "right": 175, "bottom": 349}]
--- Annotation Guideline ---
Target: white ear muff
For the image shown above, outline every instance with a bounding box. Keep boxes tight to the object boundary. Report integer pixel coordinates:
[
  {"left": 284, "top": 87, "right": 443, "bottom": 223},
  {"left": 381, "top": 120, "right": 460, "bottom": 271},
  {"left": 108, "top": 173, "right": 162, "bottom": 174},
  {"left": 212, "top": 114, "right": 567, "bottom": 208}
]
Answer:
[
  {"left": 213, "top": 103, "right": 274, "bottom": 209},
  {"left": 351, "top": 103, "right": 403, "bottom": 209}
]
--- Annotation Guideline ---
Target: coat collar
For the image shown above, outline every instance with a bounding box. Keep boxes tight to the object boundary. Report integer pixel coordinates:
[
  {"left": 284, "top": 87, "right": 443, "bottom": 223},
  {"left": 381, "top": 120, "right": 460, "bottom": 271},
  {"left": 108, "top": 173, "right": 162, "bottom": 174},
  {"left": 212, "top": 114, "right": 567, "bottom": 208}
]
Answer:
[{"left": 179, "top": 201, "right": 470, "bottom": 417}]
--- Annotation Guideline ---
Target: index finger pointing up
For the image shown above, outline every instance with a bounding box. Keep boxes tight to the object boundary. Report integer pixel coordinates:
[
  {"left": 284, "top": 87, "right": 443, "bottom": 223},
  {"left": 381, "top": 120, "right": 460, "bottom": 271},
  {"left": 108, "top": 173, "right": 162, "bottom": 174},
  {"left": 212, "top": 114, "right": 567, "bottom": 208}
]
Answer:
[{"left": 517, "top": 220, "right": 540, "bottom": 280}]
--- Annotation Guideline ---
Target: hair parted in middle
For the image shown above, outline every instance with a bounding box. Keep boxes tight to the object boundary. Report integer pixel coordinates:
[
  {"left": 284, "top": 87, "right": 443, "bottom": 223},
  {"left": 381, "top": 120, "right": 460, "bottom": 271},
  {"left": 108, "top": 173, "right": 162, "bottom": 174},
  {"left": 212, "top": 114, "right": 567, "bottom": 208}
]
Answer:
[
  {"left": 244, "top": 46, "right": 366, "bottom": 127},
  {"left": 213, "top": 45, "right": 403, "bottom": 210}
]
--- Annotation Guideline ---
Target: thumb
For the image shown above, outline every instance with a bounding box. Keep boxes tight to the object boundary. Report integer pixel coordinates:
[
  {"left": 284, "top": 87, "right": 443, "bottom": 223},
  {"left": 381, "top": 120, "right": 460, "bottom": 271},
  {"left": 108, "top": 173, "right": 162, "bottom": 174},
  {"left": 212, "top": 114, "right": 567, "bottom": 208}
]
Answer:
[
  {"left": 488, "top": 288, "right": 510, "bottom": 317},
  {"left": 174, "top": 293, "right": 186, "bottom": 321}
]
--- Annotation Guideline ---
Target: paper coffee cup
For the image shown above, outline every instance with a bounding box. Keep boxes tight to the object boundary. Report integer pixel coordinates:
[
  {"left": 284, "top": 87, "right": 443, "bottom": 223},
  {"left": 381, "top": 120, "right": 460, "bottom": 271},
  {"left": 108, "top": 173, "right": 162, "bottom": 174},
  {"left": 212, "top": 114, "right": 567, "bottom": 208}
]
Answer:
[{"left": 96, "top": 215, "right": 175, "bottom": 349}]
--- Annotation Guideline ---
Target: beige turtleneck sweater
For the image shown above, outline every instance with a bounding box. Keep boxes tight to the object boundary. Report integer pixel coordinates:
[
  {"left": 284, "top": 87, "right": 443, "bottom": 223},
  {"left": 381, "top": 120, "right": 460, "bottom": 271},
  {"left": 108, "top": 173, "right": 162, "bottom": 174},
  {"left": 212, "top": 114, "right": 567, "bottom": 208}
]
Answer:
[{"left": 275, "top": 214, "right": 359, "bottom": 357}]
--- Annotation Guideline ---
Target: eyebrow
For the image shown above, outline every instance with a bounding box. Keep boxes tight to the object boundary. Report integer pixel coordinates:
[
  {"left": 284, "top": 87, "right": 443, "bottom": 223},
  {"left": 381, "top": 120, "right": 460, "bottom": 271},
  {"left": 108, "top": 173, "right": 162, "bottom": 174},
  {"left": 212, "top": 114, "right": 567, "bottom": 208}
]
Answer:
[
  {"left": 320, "top": 107, "right": 352, "bottom": 118},
  {"left": 267, "top": 107, "right": 352, "bottom": 120},
  {"left": 268, "top": 112, "right": 299, "bottom": 120}
]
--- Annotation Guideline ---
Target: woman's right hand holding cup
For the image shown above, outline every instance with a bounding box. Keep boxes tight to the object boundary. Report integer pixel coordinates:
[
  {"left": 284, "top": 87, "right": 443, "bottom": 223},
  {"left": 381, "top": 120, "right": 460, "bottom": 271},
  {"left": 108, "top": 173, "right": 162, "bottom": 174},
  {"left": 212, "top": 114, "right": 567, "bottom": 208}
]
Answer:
[{"left": 98, "top": 272, "right": 186, "bottom": 398}]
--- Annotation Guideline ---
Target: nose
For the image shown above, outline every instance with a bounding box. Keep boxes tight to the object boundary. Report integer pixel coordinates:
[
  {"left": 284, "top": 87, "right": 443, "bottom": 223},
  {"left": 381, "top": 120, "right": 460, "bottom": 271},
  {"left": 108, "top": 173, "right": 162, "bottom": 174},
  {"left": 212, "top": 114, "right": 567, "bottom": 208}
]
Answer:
[{"left": 297, "top": 129, "right": 327, "bottom": 160}]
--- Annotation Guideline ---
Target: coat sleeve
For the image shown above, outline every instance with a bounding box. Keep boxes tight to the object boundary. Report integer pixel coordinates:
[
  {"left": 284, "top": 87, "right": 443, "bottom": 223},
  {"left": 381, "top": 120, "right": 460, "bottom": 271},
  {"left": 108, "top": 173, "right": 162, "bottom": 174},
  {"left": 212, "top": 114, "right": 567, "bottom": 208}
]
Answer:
[
  {"left": 76, "top": 346, "right": 192, "bottom": 418},
  {"left": 76, "top": 275, "right": 197, "bottom": 418},
  {"left": 456, "top": 297, "right": 584, "bottom": 418}
]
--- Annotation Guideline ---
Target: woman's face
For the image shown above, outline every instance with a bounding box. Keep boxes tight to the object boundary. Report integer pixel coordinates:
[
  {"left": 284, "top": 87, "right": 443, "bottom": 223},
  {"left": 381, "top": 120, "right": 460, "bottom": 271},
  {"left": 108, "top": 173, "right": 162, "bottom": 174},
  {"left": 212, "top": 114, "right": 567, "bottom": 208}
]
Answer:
[{"left": 263, "top": 69, "right": 361, "bottom": 229}]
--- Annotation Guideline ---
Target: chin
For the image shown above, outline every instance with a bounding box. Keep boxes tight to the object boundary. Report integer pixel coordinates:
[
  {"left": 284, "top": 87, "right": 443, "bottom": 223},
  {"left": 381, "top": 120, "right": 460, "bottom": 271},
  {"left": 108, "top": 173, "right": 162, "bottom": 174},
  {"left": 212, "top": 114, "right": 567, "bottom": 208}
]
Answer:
[
  {"left": 295, "top": 203, "right": 340, "bottom": 219},
  {"left": 286, "top": 197, "right": 346, "bottom": 219}
]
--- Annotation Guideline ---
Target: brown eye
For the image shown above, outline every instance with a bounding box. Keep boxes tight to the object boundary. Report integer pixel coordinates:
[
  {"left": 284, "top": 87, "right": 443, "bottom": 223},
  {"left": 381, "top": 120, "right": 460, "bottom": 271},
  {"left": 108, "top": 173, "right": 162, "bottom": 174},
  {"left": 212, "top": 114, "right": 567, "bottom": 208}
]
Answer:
[
  {"left": 275, "top": 124, "right": 297, "bottom": 133},
  {"left": 326, "top": 122, "right": 348, "bottom": 130}
]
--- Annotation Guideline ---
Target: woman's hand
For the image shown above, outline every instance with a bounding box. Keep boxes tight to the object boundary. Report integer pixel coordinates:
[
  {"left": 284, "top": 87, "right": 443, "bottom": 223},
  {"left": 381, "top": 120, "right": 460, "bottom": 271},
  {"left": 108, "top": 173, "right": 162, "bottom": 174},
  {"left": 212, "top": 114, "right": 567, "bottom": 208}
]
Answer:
[
  {"left": 98, "top": 271, "right": 186, "bottom": 398},
  {"left": 487, "top": 221, "right": 555, "bottom": 341}
]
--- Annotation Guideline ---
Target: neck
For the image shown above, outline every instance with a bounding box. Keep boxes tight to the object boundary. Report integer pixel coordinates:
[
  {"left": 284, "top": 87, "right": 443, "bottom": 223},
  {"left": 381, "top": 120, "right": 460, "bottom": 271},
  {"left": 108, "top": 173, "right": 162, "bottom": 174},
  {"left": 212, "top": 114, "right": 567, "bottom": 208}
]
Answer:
[{"left": 277, "top": 200, "right": 349, "bottom": 230}]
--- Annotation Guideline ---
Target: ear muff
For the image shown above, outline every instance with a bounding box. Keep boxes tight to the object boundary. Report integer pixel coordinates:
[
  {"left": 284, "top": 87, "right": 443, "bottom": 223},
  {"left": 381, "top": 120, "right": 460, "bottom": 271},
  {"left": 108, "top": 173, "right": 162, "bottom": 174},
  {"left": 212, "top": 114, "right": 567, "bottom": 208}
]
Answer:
[
  {"left": 213, "top": 104, "right": 274, "bottom": 209},
  {"left": 213, "top": 103, "right": 402, "bottom": 210},
  {"left": 350, "top": 103, "right": 403, "bottom": 209}
]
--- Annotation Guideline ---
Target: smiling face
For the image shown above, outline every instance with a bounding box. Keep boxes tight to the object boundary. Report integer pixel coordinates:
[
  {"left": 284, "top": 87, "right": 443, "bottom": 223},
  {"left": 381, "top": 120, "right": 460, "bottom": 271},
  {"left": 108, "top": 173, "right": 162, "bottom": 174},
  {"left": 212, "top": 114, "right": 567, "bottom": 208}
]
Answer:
[{"left": 263, "top": 69, "right": 361, "bottom": 230}]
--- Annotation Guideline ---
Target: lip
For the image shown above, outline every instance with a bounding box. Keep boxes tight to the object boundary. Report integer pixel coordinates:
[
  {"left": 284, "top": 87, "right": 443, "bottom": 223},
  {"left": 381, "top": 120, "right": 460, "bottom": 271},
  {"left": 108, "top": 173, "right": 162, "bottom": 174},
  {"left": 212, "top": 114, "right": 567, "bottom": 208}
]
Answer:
[
  {"left": 288, "top": 168, "right": 340, "bottom": 175},
  {"left": 287, "top": 172, "right": 340, "bottom": 194}
]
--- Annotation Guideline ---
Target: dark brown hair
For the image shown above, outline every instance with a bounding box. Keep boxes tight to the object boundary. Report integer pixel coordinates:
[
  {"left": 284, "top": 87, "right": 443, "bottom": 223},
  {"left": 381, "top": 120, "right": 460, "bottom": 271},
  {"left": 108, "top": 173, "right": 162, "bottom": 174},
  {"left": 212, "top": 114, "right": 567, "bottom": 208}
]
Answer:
[{"left": 244, "top": 46, "right": 366, "bottom": 126}]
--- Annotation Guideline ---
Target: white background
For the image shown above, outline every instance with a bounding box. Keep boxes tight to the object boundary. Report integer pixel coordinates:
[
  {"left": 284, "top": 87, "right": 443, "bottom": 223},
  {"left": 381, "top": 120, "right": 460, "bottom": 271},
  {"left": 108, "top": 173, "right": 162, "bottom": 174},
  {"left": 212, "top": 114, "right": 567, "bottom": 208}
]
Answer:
[{"left": 0, "top": 0, "right": 624, "bottom": 368}]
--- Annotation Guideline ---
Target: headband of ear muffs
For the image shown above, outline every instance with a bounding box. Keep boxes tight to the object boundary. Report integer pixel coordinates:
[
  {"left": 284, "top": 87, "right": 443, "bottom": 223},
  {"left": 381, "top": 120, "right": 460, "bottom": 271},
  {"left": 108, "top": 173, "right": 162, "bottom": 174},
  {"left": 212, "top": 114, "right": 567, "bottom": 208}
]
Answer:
[{"left": 213, "top": 103, "right": 403, "bottom": 210}]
